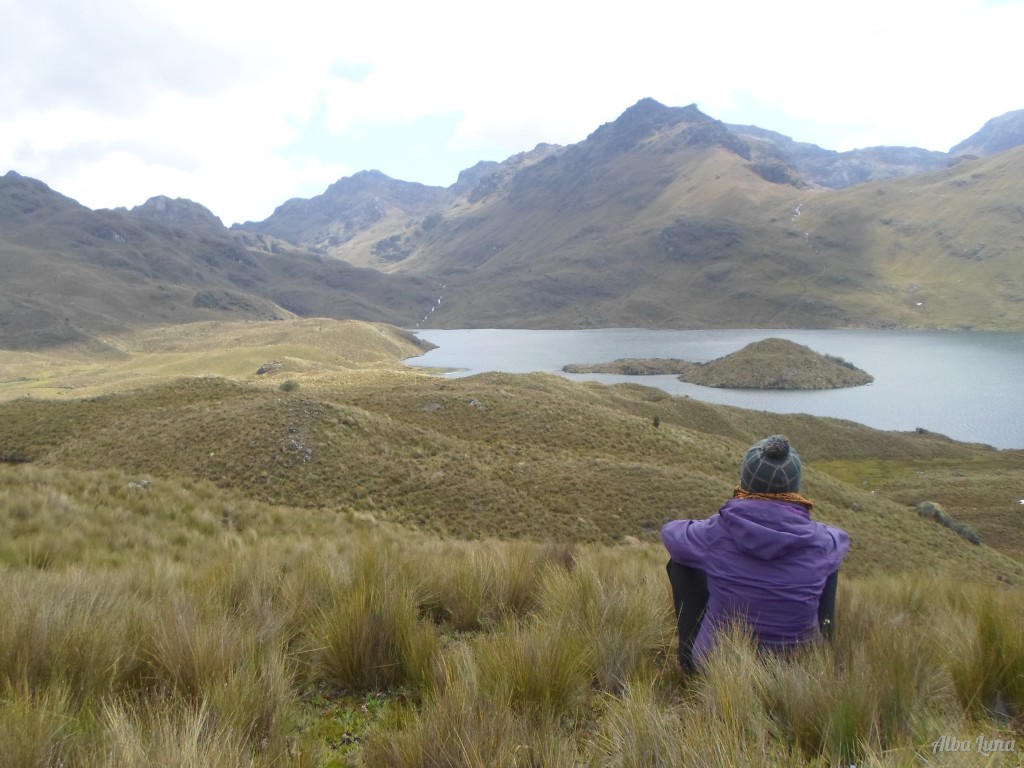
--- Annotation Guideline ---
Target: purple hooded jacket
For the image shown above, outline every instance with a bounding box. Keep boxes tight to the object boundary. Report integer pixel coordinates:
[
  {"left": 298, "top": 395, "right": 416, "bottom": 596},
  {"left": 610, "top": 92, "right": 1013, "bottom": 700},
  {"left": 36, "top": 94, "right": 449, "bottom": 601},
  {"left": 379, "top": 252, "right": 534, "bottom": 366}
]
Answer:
[{"left": 662, "top": 497, "right": 850, "bottom": 660}]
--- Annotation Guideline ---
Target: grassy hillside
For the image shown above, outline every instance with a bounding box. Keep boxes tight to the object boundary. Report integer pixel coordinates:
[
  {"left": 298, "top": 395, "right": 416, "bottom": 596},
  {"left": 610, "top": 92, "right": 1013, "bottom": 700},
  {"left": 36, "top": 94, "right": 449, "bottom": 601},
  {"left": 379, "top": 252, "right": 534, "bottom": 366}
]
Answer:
[
  {"left": 1, "top": 320, "right": 1021, "bottom": 574},
  {"left": 0, "top": 318, "right": 432, "bottom": 400},
  {"left": 2, "top": 319, "right": 1023, "bottom": 766},
  {"left": 796, "top": 147, "right": 1024, "bottom": 331},
  {"left": 563, "top": 359, "right": 694, "bottom": 375}
]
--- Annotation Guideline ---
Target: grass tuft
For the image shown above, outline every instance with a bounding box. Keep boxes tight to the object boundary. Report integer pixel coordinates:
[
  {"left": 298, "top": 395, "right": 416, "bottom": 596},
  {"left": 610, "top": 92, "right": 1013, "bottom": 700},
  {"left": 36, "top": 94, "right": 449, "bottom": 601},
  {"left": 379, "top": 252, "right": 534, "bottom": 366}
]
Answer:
[{"left": 311, "top": 551, "right": 439, "bottom": 694}]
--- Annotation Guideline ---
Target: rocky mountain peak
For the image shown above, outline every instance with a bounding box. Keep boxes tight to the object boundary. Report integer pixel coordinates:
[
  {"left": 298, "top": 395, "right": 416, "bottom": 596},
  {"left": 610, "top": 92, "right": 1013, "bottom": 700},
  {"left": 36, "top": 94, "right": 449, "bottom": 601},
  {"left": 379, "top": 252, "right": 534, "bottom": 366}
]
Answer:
[
  {"left": 324, "top": 169, "right": 442, "bottom": 197},
  {"left": 1, "top": 170, "right": 83, "bottom": 215},
  {"left": 454, "top": 144, "right": 565, "bottom": 202},
  {"left": 131, "top": 195, "right": 224, "bottom": 228},
  {"left": 586, "top": 98, "right": 711, "bottom": 155},
  {"left": 316, "top": 170, "right": 450, "bottom": 212}
]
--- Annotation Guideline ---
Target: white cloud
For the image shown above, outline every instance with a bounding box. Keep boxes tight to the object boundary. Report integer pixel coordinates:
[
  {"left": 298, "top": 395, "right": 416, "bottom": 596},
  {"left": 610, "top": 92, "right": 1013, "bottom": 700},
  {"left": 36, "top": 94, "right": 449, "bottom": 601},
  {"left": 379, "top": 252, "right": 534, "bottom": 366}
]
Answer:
[{"left": 1, "top": 0, "right": 1020, "bottom": 224}]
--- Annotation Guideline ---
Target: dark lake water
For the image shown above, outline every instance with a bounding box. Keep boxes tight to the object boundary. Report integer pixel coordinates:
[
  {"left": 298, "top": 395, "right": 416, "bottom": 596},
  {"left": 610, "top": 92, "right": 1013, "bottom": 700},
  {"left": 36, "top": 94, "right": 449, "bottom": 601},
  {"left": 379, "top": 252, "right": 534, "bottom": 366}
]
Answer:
[{"left": 406, "top": 329, "right": 1024, "bottom": 450}]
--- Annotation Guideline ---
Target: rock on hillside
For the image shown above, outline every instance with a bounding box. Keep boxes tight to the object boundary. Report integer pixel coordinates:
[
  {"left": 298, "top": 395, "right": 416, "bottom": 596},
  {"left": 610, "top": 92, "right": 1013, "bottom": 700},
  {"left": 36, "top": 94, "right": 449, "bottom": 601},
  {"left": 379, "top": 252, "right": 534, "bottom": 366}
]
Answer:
[{"left": 677, "top": 337, "right": 874, "bottom": 389}]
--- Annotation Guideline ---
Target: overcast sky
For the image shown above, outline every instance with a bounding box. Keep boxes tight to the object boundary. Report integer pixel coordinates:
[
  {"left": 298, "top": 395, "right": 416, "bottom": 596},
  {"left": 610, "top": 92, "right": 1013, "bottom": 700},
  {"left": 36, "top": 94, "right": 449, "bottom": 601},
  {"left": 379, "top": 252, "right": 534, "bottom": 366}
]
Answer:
[{"left": 2, "top": 0, "right": 1020, "bottom": 226}]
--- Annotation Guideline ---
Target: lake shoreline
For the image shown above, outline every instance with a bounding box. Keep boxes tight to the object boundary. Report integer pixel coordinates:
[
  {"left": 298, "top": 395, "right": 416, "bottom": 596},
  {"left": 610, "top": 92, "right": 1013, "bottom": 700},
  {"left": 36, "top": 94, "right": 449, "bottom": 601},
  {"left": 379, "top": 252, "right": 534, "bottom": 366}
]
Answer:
[{"left": 407, "top": 328, "right": 1024, "bottom": 450}]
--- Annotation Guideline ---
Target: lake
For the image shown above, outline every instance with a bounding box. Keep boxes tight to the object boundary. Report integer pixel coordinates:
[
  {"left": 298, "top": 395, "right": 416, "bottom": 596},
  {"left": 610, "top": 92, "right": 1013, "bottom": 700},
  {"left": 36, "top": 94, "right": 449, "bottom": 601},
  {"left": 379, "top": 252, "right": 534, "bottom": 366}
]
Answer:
[{"left": 405, "top": 329, "right": 1024, "bottom": 450}]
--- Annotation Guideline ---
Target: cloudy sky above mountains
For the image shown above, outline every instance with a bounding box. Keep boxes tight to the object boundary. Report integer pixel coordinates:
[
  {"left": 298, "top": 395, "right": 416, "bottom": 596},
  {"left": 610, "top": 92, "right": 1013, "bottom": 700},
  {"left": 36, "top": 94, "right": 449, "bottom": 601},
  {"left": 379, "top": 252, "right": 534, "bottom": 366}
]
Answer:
[{"left": 2, "top": 0, "right": 1020, "bottom": 225}]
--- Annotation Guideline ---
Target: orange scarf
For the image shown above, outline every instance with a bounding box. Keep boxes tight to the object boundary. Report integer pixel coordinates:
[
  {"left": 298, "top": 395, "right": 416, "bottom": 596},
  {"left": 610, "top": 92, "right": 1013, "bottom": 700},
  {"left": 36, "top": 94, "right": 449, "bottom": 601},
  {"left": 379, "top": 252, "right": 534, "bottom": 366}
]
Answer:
[{"left": 734, "top": 486, "right": 815, "bottom": 510}]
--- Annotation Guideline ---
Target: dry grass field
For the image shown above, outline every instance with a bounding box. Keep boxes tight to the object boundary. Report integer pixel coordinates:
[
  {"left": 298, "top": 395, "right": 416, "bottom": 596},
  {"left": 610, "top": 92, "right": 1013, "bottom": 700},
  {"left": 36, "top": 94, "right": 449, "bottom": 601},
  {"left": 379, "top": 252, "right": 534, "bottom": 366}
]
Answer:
[{"left": 1, "top": 318, "right": 1022, "bottom": 766}]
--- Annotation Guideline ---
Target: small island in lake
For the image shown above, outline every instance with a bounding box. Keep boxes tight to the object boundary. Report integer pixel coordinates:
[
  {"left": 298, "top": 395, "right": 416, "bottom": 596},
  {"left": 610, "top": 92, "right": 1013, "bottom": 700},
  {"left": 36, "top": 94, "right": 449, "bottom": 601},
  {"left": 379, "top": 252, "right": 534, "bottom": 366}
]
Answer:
[
  {"left": 562, "top": 358, "right": 693, "bottom": 375},
  {"left": 563, "top": 338, "right": 874, "bottom": 390}
]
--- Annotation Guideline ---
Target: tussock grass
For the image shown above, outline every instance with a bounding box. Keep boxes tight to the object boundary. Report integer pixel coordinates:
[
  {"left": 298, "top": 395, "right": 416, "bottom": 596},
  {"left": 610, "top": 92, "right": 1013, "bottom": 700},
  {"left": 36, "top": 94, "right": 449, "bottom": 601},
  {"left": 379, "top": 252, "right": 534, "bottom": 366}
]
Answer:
[
  {"left": 537, "top": 556, "right": 671, "bottom": 693},
  {"left": 142, "top": 596, "right": 294, "bottom": 746},
  {"left": 0, "top": 684, "right": 79, "bottom": 768},
  {"left": 310, "top": 549, "right": 440, "bottom": 693},
  {"left": 0, "top": 514, "right": 1021, "bottom": 766},
  {"left": 588, "top": 678, "right": 692, "bottom": 767},
  {"left": 418, "top": 540, "right": 571, "bottom": 631},
  {"left": 949, "top": 588, "right": 1024, "bottom": 721},
  {"left": 100, "top": 697, "right": 266, "bottom": 768},
  {"left": 364, "top": 660, "right": 577, "bottom": 767},
  {"left": 474, "top": 619, "right": 592, "bottom": 720},
  {"left": 0, "top": 569, "right": 146, "bottom": 707}
]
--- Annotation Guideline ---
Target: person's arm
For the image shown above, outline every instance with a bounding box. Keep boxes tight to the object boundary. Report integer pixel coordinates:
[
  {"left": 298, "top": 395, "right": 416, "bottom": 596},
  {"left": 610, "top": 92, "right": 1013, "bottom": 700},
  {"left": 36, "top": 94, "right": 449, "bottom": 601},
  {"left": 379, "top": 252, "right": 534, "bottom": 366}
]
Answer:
[
  {"left": 666, "top": 559, "right": 708, "bottom": 673},
  {"left": 661, "top": 519, "right": 710, "bottom": 569},
  {"left": 663, "top": 519, "right": 712, "bottom": 673},
  {"left": 817, "top": 569, "right": 839, "bottom": 642}
]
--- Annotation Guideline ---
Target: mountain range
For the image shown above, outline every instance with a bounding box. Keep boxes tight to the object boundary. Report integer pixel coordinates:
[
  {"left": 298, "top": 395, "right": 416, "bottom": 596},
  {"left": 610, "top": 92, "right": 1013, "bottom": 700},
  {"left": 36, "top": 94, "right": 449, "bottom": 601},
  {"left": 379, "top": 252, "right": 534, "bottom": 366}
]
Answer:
[{"left": 3, "top": 99, "right": 1024, "bottom": 349}]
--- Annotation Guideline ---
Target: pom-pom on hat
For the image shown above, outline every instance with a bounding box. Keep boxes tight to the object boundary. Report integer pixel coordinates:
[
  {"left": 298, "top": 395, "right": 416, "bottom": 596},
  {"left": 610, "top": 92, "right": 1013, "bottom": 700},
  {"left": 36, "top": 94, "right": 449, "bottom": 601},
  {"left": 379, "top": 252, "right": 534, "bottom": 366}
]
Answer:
[{"left": 739, "top": 435, "right": 802, "bottom": 494}]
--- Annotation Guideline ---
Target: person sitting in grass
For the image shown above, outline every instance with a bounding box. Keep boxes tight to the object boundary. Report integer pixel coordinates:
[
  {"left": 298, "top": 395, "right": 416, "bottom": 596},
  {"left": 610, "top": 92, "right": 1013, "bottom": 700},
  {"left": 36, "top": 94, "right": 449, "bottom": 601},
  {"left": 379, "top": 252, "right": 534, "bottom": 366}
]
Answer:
[{"left": 662, "top": 435, "right": 850, "bottom": 672}]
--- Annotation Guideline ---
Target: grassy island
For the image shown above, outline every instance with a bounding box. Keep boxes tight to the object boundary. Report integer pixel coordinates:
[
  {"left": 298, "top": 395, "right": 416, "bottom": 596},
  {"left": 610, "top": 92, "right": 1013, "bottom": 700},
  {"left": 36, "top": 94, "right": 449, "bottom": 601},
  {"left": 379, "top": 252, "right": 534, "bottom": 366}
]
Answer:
[
  {"left": 565, "top": 338, "right": 873, "bottom": 390},
  {"left": 562, "top": 358, "right": 693, "bottom": 375}
]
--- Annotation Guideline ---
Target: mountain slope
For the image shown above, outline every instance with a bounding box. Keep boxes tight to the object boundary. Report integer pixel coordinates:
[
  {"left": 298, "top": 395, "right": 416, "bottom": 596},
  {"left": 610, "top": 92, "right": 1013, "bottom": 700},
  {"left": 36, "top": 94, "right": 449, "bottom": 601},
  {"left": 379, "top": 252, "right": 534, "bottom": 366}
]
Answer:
[
  {"left": 237, "top": 169, "right": 454, "bottom": 263},
  {"left": 0, "top": 172, "right": 438, "bottom": 349},
  {"left": 725, "top": 123, "right": 948, "bottom": 188},
  {"left": 792, "top": 146, "right": 1024, "bottom": 329},
  {"left": 950, "top": 108, "right": 1024, "bottom": 157},
  {"left": 233, "top": 99, "right": 1024, "bottom": 331},
  {"left": 4, "top": 99, "right": 1024, "bottom": 343}
]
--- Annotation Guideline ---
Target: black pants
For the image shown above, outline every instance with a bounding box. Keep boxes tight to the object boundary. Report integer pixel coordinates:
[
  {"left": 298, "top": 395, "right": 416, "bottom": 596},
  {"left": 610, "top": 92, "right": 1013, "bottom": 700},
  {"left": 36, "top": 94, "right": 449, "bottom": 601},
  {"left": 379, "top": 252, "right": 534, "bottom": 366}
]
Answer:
[{"left": 666, "top": 560, "right": 839, "bottom": 673}]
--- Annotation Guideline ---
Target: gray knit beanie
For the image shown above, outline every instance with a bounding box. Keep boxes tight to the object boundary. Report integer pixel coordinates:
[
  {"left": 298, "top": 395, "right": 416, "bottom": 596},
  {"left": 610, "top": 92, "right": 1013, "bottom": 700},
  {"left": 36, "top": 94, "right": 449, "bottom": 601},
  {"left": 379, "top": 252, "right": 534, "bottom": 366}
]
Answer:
[{"left": 739, "top": 435, "right": 802, "bottom": 494}]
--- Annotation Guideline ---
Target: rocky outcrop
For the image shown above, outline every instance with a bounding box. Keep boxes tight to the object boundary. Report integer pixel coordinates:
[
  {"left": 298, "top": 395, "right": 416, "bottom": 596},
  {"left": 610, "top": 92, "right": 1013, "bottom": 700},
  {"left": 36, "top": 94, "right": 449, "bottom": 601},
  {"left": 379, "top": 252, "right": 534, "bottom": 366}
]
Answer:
[
  {"left": 917, "top": 501, "right": 981, "bottom": 544},
  {"left": 130, "top": 196, "right": 224, "bottom": 228}
]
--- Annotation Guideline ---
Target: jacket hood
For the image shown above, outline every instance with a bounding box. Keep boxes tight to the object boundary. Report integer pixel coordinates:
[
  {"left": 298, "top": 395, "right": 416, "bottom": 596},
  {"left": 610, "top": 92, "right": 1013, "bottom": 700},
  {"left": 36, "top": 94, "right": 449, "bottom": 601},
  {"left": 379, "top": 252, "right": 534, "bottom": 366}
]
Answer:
[{"left": 717, "top": 497, "right": 819, "bottom": 561}]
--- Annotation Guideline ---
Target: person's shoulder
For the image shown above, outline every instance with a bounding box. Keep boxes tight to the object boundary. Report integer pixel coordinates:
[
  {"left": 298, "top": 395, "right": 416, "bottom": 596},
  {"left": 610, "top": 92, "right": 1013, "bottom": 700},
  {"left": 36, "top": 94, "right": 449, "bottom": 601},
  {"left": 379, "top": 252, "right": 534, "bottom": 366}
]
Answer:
[
  {"left": 663, "top": 517, "right": 703, "bottom": 534},
  {"left": 662, "top": 515, "right": 722, "bottom": 565},
  {"left": 817, "top": 521, "right": 850, "bottom": 538},
  {"left": 815, "top": 522, "right": 851, "bottom": 556},
  {"left": 662, "top": 514, "right": 719, "bottom": 542}
]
